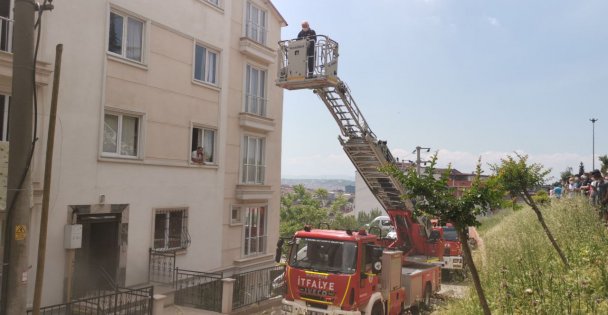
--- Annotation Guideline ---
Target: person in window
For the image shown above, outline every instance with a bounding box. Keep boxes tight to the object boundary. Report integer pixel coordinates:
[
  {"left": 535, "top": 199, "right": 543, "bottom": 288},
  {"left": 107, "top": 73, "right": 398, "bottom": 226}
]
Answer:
[
  {"left": 297, "top": 20, "right": 316, "bottom": 78},
  {"left": 191, "top": 146, "right": 205, "bottom": 164}
]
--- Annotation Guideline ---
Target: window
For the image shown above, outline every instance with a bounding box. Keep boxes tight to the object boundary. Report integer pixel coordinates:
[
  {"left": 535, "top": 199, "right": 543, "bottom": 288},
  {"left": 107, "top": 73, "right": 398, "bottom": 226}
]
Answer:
[
  {"left": 103, "top": 112, "right": 140, "bottom": 157},
  {"left": 207, "top": 0, "right": 220, "bottom": 6},
  {"left": 241, "top": 135, "right": 265, "bottom": 184},
  {"left": 154, "top": 208, "right": 189, "bottom": 251},
  {"left": 108, "top": 11, "right": 144, "bottom": 62},
  {"left": 194, "top": 44, "right": 218, "bottom": 85},
  {"left": 244, "top": 65, "right": 267, "bottom": 116},
  {"left": 191, "top": 126, "right": 216, "bottom": 163},
  {"left": 243, "top": 206, "right": 266, "bottom": 256},
  {"left": 0, "top": 95, "right": 9, "bottom": 141},
  {"left": 245, "top": 2, "right": 267, "bottom": 44},
  {"left": 231, "top": 206, "right": 242, "bottom": 224}
]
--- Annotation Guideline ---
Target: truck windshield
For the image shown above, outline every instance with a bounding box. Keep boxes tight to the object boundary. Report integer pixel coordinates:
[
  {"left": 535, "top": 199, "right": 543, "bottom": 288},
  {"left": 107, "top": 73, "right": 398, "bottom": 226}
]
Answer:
[
  {"left": 289, "top": 238, "right": 358, "bottom": 274},
  {"left": 442, "top": 227, "right": 459, "bottom": 241}
]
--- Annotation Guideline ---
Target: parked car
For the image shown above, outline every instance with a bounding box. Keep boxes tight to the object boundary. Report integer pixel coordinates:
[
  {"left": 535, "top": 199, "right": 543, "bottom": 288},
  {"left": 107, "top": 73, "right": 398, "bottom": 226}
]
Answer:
[{"left": 366, "top": 215, "right": 397, "bottom": 239}]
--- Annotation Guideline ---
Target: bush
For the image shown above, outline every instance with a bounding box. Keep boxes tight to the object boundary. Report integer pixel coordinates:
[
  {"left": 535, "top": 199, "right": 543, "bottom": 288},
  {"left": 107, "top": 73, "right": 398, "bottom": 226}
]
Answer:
[{"left": 532, "top": 190, "right": 550, "bottom": 206}]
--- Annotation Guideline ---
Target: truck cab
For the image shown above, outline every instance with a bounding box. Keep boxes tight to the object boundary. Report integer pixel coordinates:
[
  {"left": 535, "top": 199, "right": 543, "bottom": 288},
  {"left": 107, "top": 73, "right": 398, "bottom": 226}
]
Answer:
[
  {"left": 282, "top": 228, "right": 384, "bottom": 313},
  {"left": 280, "top": 228, "right": 440, "bottom": 315}
]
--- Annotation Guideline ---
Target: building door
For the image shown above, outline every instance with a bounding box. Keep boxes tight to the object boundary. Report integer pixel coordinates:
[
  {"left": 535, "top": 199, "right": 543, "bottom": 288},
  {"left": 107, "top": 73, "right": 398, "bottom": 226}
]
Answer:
[{"left": 72, "top": 213, "right": 121, "bottom": 298}]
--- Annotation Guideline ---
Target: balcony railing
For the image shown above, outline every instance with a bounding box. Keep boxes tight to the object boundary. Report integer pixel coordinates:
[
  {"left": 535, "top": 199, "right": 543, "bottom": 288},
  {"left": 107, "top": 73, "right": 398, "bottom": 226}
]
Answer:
[
  {"left": 244, "top": 93, "right": 268, "bottom": 117},
  {"left": 0, "top": 16, "right": 13, "bottom": 52}
]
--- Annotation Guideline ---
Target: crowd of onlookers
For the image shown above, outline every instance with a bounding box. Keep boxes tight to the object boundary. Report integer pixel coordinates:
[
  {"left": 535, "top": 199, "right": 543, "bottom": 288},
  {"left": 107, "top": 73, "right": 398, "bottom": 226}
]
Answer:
[{"left": 549, "top": 169, "right": 608, "bottom": 222}]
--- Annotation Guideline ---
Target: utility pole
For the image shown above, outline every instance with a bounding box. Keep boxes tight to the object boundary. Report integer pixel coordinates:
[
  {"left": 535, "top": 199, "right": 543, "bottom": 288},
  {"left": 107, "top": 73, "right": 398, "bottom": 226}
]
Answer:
[
  {"left": 1, "top": 0, "right": 36, "bottom": 314},
  {"left": 412, "top": 146, "right": 430, "bottom": 175},
  {"left": 590, "top": 118, "right": 598, "bottom": 170}
]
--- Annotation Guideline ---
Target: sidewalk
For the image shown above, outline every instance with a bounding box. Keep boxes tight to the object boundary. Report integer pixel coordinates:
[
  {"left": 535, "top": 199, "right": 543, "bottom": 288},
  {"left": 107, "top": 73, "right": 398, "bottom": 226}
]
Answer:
[{"left": 163, "top": 305, "right": 221, "bottom": 315}]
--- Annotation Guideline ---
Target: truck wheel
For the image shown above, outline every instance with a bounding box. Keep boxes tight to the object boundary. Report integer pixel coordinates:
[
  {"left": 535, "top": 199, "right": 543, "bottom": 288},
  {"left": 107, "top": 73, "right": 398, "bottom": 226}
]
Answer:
[
  {"left": 371, "top": 302, "right": 383, "bottom": 315},
  {"left": 422, "top": 283, "right": 432, "bottom": 310}
]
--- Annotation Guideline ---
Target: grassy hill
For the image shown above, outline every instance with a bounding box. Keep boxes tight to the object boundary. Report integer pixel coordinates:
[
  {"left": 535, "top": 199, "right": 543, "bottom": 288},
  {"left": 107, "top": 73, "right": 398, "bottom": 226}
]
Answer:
[{"left": 440, "top": 197, "right": 608, "bottom": 314}]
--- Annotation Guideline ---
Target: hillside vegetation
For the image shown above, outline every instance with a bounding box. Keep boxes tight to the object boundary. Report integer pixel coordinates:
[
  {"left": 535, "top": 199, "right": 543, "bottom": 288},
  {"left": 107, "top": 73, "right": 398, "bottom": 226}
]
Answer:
[{"left": 441, "top": 198, "right": 608, "bottom": 314}]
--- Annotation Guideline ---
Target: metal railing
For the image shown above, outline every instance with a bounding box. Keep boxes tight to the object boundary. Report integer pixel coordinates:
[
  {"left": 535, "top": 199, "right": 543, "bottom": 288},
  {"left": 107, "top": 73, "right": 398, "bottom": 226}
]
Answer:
[
  {"left": 174, "top": 268, "right": 223, "bottom": 312},
  {"left": 28, "top": 286, "right": 154, "bottom": 315},
  {"left": 0, "top": 16, "right": 12, "bottom": 52},
  {"left": 232, "top": 265, "right": 285, "bottom": 309},
  {"left": 244, "top": 93, "right": 268, "bottom": 117},
  {"left": 149, "top": 248, "right": 177, "bottom": 284}
]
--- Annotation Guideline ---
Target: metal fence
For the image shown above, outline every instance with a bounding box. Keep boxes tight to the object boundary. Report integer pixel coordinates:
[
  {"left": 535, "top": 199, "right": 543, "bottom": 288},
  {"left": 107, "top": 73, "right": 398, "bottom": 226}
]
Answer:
[
  {"left": 28, "top": 286, "right": 154, "bottom": 315},
  {"left": 149, "top": 248, "right": 177, "bottom": 284},
  {"left": 232, "top": 265, "right": 285, "bottom": 309},
  {"left": 174, "top": 268, "right": 223, "bottom": 312}
]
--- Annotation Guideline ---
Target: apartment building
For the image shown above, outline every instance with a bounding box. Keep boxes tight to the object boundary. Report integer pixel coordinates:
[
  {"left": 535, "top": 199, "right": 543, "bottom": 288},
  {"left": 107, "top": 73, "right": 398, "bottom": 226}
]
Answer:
[{"left": 0, "top": 0, "right": 286, "bottom": 306}]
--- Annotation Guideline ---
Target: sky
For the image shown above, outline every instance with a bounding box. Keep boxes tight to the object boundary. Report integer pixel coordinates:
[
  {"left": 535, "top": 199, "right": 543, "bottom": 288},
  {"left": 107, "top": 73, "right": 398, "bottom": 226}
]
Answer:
[{"left": 272, "top": 0, "right": 608, "bottom": 182}]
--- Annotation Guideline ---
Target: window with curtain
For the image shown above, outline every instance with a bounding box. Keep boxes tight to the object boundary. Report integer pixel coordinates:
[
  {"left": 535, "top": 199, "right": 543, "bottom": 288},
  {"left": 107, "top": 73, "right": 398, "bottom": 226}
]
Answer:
[
  {"left": 244, "top": 65, "right": 267, "bottom": 116},
  {"left": 243, "top": 206, "right": 267, "bottom": 256},
  {"left": 241, "top": 135, "right": 265, "bottom": 184},
  {"left": 108, "top": 11, "right": 144, "bottom": 62},
  {"left": 245, "top": 2, "right": 267, "bottom": 45},
  {"left": 194, "top": 44, "right": 219, "bottom": 85},
  {"left": 191, "top": 126, "right": 216, "bottom": 163},
  {"left": 103, "top": 111, "right": 140, "bottom": 158}
]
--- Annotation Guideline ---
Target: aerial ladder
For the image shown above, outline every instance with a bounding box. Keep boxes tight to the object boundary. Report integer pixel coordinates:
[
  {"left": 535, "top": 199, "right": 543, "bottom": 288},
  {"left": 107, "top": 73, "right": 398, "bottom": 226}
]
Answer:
[{"left": 276, "top": 35, "right": 443, "bottom": 261}]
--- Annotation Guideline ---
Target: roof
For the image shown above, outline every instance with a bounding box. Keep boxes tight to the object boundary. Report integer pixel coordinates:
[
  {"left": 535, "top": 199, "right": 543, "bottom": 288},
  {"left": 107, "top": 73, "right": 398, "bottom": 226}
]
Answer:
[
  {"left": 265, "top": 0, "right": 288, "bottom": 27},
  {"left": 294, "top": 229, "right": 375, "bottom": 242}
]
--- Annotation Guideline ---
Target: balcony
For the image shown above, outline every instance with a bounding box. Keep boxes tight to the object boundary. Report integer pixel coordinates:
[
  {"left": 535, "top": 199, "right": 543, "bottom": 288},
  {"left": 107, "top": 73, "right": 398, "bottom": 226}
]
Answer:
[{"left": 239, "top": 23, "right": 275, "bottom": 65}]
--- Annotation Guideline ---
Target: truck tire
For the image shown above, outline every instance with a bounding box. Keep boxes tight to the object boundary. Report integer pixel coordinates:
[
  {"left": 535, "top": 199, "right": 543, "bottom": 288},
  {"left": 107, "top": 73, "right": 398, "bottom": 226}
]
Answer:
[
  {"left": 422, "top": 283, "right": 432, "bottom": 310},
  {"left": 371, "top": 302, "right": 383, "bottom": 315}
]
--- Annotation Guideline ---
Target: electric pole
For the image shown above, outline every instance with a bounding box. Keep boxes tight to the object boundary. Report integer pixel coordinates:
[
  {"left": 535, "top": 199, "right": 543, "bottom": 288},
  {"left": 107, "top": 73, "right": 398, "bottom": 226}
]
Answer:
[
  {"left": 412, "top": 146, "right": 431, "bottom": 175},
  {"left": 590, "top": 118, "right": 598, "bottom": 170},
  {"left": 1, "top": 0, "right": 36, "bottom": 313}
]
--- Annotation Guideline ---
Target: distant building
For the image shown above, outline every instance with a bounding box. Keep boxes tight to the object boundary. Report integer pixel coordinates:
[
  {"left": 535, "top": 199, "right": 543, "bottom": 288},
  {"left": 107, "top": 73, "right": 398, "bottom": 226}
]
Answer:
[
  {"left": 345, "top": 184, "right": 355, "bottom": 194},
  {"left": 354, "top": 166, "right": 487, "bottom": 215}
]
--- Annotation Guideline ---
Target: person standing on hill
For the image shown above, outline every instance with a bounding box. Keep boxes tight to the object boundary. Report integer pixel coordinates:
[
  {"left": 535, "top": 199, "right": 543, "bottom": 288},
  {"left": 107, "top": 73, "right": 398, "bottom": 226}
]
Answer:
[
  {"left": 591, "top": 170, "right": 607, "bottom": 222},
  {"left": 553, "top": 183, "right": 563, "bottom": 199},
  {"left": 297, "top": 20, "right": 316, "bottom": 77}
]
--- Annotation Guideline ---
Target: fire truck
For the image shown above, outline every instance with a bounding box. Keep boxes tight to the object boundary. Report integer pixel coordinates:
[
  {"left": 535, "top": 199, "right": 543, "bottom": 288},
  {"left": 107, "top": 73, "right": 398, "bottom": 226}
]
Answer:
[{"left": 275, "top": 35, "right": 443, "bottom": 314}]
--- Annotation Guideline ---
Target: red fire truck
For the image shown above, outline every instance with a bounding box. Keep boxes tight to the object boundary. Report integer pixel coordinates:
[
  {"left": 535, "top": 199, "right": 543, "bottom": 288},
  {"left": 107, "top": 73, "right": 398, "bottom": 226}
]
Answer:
[
  {"left": 276, "top": 35, "right": 444, "bottom": 314},
  {"left": 278, "top": 227, "right": 441, "bottom": 314}
]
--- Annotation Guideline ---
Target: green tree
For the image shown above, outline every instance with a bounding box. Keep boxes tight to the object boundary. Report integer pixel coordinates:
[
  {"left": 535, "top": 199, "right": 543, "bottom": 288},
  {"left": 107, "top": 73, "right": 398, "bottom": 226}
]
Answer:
[
  {"left": 599, "top": 155, "right": 608, "bottom": 174},
  {"left": 356, "top": 208, "right": 383, "bottom": 227},
  {"left": 383, "top": 155, "right": 503, "bottom": 315},
  {"left": 492, "top": 154, "right": 570, "bottom": 269},
  {"left": 314, "top": 188, "right": 329, "bottom": 207},
  {"left": 280, "top": 185, "right": 328, "bottom": 237},
  {"left": 560, "top": 166, "right": 573, "bottom": 183}
]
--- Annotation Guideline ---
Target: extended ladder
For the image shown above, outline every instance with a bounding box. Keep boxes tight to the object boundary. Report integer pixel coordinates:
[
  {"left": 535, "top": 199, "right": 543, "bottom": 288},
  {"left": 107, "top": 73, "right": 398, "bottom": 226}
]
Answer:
[{"left": 277, "top": 36, "right": 412, "bottom": 212}]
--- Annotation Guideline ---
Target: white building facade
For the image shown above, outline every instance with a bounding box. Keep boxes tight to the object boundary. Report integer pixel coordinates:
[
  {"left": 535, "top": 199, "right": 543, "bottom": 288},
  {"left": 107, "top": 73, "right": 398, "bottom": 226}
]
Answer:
[{"left": 0, "top": 0, "right": 285, "bottom": 306}]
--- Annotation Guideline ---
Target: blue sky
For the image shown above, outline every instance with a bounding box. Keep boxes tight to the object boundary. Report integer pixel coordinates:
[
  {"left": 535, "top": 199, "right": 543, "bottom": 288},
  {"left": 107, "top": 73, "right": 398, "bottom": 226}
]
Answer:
[{"left": 272, "top": 0, "right": 608, "bottom": 181}]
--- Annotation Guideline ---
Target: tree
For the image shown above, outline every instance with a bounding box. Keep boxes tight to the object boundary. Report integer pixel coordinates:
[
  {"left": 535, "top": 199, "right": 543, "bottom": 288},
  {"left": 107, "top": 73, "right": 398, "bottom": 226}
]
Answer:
[
  {"left": 578, "top": 161, "right": 585, "bottom": 176},
  {"left": 280, "top": 185, "right": 327, "bottom": 237},
  {"left": 560, "top": 166, "right": 573, "bottom": 183},
  {"left": 383, "top": 155, "right": 503, "bottom": 315},
  {"left": 599, "top": 155, "right": 608, "bottom": 174},
  {"left": 356, "top": 208, "right": 383, "bottom": 227},
  {"left": 492, "top": 154, "right": 570, "bottom": 269}
]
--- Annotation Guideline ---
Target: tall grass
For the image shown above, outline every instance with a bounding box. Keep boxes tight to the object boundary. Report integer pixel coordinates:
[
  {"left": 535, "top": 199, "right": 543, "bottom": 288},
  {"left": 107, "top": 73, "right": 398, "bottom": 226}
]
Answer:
[{"left": 440, "top": 197, "right": 608, "bottom": 314}]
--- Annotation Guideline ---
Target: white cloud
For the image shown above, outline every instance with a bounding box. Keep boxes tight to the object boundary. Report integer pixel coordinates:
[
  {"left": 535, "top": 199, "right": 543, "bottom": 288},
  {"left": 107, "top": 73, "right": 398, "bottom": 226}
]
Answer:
[
  {"left": 282, "top": 148, "right": 594, "bottom": 183},
  {"left": 397, "top": 148, "right": 592, "bottom": 182},
  {"left": 485, "top": 16, "right": 501, "bottom": 27}
]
